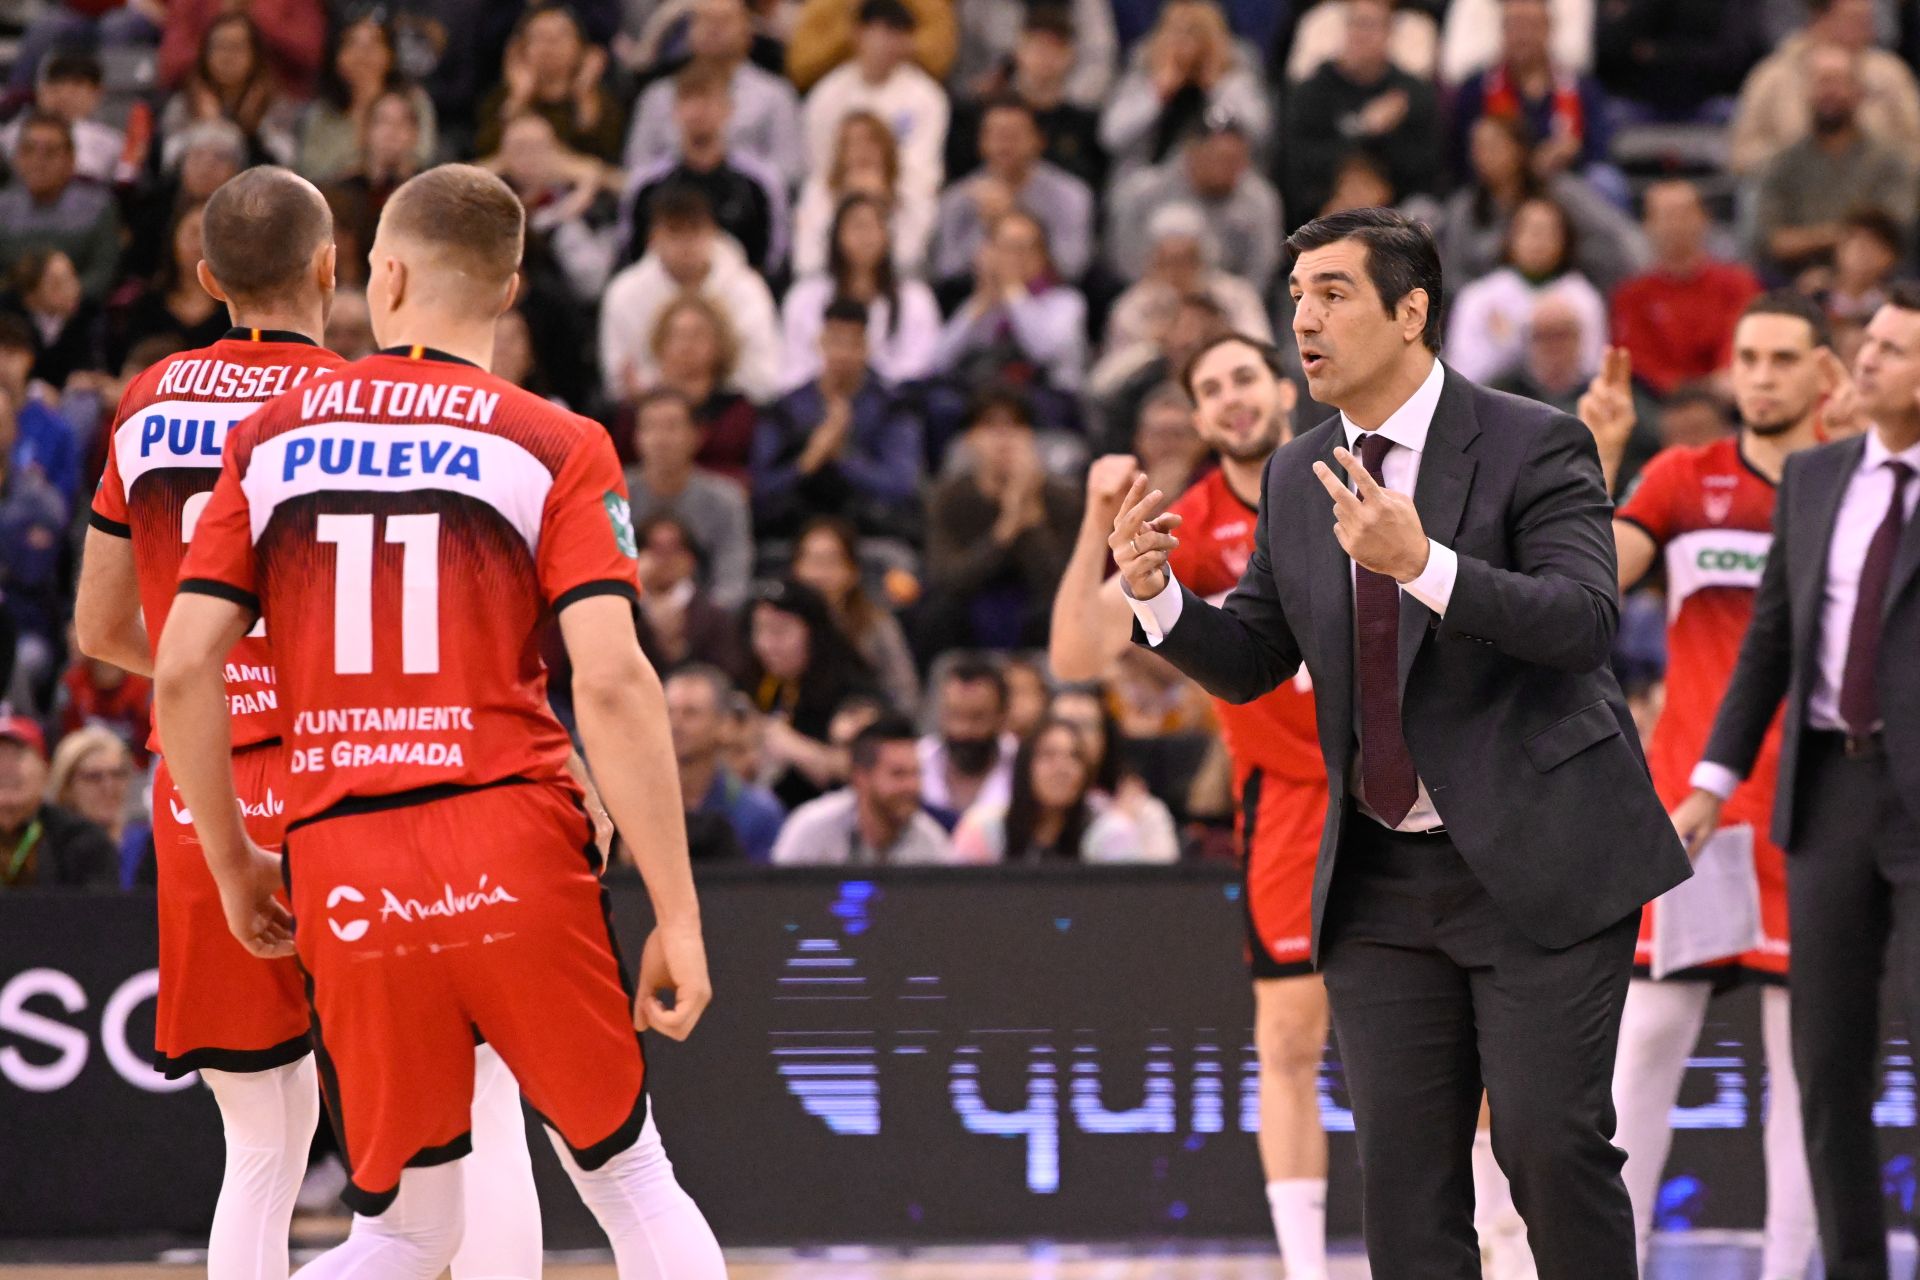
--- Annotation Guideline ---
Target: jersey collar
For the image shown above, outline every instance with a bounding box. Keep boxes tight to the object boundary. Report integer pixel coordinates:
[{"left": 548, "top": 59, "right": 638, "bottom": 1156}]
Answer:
[
  {"left": 223, "top": 326, "right": 318, "bottom": 346},
  {"left": 377, "top": 344, "right": 482, "bottom": 369}
]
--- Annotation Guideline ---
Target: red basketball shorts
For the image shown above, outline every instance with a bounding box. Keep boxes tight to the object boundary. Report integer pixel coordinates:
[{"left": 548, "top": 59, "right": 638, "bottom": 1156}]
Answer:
[
  {"left": 284, "top": 778, "right": 647, "bottom": 1215},
  {"left": 151, "top": 743, "right": 309, "bottom": 1077},
  {"left": 1238, "top": 763, "right": 1322, "bottom": 979}
]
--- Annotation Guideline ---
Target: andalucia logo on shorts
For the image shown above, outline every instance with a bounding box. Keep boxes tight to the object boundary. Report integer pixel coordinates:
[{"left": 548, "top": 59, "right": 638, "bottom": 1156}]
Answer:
[{"left": 603, "top": 491, "right": 637, "bottom": 557}]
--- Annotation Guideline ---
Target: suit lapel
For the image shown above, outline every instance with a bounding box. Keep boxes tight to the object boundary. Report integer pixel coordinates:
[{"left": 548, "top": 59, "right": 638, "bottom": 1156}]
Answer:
[
  {"left": 1308, "top": 425, "right": 1355, "bottom": 722},
  {"left": 1887, "top": 476, "right": 1920, "bottom": 616},
  {"left": 1398, "top": 370, "right": 1479, "bottom": 696}
]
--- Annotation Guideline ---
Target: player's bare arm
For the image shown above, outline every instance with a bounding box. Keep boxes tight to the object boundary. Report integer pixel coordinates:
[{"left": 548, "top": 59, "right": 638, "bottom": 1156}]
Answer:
[
  {"left": 1614, "top": 522, "right": 1658, "bottom": 593},
  {"left": 153, "top": 591, "right": 294, "bottom": 959},
  {"left": 1049, "top": 454, "right": 1152, "bottom": 681},
  {"left": 560, "top": 593, "right": 711, "bottom": 1041},
  {"left": 73, "top": 529, "right": 154, "bottom": 676}
]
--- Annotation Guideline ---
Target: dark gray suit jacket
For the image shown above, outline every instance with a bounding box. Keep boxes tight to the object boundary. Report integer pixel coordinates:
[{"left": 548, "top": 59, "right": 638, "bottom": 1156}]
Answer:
[
  {"left": 1703, "top": 434, "right": 1920, "bottom": 846},
  {"left": 1138, "top": 365, "right": 1690, "bottom": 962}
]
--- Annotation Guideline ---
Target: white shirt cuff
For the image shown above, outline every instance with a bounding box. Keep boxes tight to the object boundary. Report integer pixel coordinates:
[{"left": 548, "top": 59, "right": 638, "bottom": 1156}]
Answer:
[
  {"left": 1400, "top": 540, "right": 1457, "bottom": 616},
  {"left": 1688, "top": 762, "right": 1741, "bottom": 802},
  {"left": 1124, "top": 573, "right": 1184, "bottom": 645}
]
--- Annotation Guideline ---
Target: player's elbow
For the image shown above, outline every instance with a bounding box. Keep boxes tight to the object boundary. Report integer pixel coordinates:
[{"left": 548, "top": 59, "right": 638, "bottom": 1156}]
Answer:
[
  {"left": 1541, "top": 586, "right": 1619, "bottom": 673},
  {"left": 571, "top": 646, "right": 657, "bottom": 717},
  {"left": 72, "top": 594, "right": 113, "bottom": 663}
]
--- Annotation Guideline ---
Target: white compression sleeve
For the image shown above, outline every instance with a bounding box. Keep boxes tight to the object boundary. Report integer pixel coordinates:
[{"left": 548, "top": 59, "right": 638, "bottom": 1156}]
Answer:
[
  {"left": 292, "top": 1162, "right": 466, "bottom": 1280},
  {"left": 1610, "top": 977, "right": 1711, "bottom": 1263},
  {"left": 1758, "top": 985, "right": 1817, "bottom": 1278},
  {"left": 549, "top": 1113, "right": 724, "bottom": 1280},
  {"left": 201, "top": 1055, "right": 322, "bottom": 1280},
  {"left": 452, "top": 1044, "right": 543, "bottom": 1280}
]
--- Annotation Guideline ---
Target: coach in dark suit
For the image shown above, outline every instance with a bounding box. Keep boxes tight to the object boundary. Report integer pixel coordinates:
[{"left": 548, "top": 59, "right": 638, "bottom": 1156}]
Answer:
[
  {"left": 1110, "top": 208, "right": 1691, "bottom": 1276},
  {"left": 1674, "top": 289, "right": 1920, "bottom": 1280}
]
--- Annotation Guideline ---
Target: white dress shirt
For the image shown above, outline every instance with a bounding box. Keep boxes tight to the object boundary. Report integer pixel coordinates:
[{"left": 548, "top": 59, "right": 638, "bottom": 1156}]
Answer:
[
  {"left": 1692, "top": 429, "right": 1920, "bottom": 799},
  {"left": 1129, "top": 358, "right": 1456, "bottom": 831}
]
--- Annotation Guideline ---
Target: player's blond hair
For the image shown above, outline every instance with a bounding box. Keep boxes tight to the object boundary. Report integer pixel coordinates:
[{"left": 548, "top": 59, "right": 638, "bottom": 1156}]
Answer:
[{"left": 377, "top": 164, "right": 525, "bottom": 299}]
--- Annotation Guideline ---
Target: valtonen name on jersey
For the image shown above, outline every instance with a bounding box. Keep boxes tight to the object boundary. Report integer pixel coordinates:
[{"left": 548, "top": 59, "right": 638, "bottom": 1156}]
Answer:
[{"left": 298, "top": 378, "right": 501, "bottom": 426}]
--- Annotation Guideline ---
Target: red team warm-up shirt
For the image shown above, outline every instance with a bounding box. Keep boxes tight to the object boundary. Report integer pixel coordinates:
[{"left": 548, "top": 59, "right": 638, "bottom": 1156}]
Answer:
[
  {"left": 90, "top": 330, "right": 347, "bottom": 751},
  {"left": 177, "top": 348, "right": 643, "bottom": 825}
]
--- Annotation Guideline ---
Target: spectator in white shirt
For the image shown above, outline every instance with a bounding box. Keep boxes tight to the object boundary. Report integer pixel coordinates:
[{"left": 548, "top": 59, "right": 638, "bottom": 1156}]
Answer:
[
  {"left": 931, "top": 95, "right": 1095, "bottom": 286},
  {"left": 932, "top": 208, "right": 1088, "bottom": 394},
  {"left": 792, "top": 109, "right": 937, "bottom": 278},
  {"left": 1445, "top": 194, "right": 1608, "bottom": 385},
  {"left": 803, "top": 0, "right": 949, "bottom": 212},
  {"left": 782, "top": 192, "right": 942, "bottom": 390},
  {"left": 953, "top": 719, "right": 1180, "bottom": 863},
  {"left": 772, "top": 714, "right": 962, "bottom": 865}
]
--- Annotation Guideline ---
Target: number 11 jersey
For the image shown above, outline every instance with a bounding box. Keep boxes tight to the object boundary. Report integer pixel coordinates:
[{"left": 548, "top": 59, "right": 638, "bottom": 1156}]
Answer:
[{"left": 178, "top": 346, "right": 643, "bottom": 826}]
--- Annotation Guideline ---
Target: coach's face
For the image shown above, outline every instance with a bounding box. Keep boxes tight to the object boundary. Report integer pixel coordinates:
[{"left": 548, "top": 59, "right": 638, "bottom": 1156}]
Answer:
[
  {"left": 1291, "top": 239, "right": 1425, "bottom": 410},
  {"left": 1853, "top": 304, "right": 1920, "bottom": 422}
]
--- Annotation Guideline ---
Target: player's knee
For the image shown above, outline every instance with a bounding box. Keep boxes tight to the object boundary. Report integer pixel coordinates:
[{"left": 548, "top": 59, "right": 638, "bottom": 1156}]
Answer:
[{"left": 1256, "top": 1008, "right": 1327, "bottom": 1079}]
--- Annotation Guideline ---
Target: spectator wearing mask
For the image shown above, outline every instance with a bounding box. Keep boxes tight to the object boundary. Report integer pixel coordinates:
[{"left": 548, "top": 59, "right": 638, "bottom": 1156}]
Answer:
[
  {"left": 46, "top": 725, "right": 149, "bottom": 888},
  {"left": 1446, "top": 194, "right": 1608, "bottom": 385},
  {"left": 159, "top": 13, "right": 301, "bottom": 168},
  {"left": 950, "top": 0, "right": 1116, "bottom": 112},
  {"left": 953, "top": 718, "right": 1179, "bottom": 862},
  {"left": 932, "top": 210, "right": 1088, "bottom": 399},
  {"left": 782, "top": 193, "right": 943, "bottom": 391},
  {"left": 6, "top": 248, "right": 103, "bottom": 392},
  {"left": 1098, "top": 203, "right": 1270, "bottom": 376},
  {"left": 0, "top": 113, "right": 121, "bottom": 303},
  {"left": 1449, "top": 0, "right": 1612, "bottom": 189},
  {"left": 741, "top": 579, "right": 879, "bottom": 811},
  {"left": 158, "top": 0, "right": 325, "bottom": 98},
  {"left": 1752, "top": 43, "right": 1918, "bottom": 275},
  {"left": 790, "top": 515, "right": 922, "bottom": 716},
  {"left": 108, "top": 203, "right": 227, "bottom": 370},
  {"left": 601, "top": 184, "right": 782, "bottom": 406},
  {"left": 667, "top": 664, "right": 787, "bottom": 862},
  {"left": 1593, "top": 0, "right": 1763, "bottom": 123},
  {"left": 772, "top": 714, "right": 959, "bottom": 865},
  {"left": 1, "top": 53, "right": 125, "bottom": 185},
  {"left": 921, "top": 392, "right": 1080, "bottom": 651},
  {"left": 1105, "top": 115, "right": 1284, "bottom": 295},
  {"left": 625, "top": 388, "right": 753, "bottom": 610},
  {"left": 622, "top": 64, "right": 788, "bottom": 275},
  {"left": 802, "top": 0, "right": 950, "bottom": 206},
  {"left": 298, "top": 12, "right": 438, "bottom": 185},
  {"left": 946, "top": 5, "right": 1107, "bottom": 189},
  {"left": 0, "top": 715, "right": 117, "bottom": 889},
  {"left": 918, "top": 654, "right": 1018, "bottom": 824},
  {"left": 792, "top": 110, "right": 937, "bottom": 278},
  {"left": 1729, "top": 0, "right": 1920, "bottom": 174},
  {"left": 788, "top": 0, "right": 955, "bottom": 93},
  {"left": 1284, "top": 0, "right": 1443, "bottom": 221},
  {"left": 1611, "top": 180, "right": 1762, "bottom": 398},
  {"left": 932, "top": 96, "right": 1094, "bottom": 287},
  {"left": 1099, "top": 0, "right": 1271, "bottom": 183},
  {"left": 0, "top": 319, "right": 79, "bottom": 512},
  {"left": 635, "top": 513, "right": 744, "bottom": 674},
  {"left": 623, "top": 0, "right": 807, "bottom": 190},
  {"left": 753, "top": 297, "right": 923, "bottom": 540},
  {"left": 474, "top": 4, "right": 625, "bottom": 162}
]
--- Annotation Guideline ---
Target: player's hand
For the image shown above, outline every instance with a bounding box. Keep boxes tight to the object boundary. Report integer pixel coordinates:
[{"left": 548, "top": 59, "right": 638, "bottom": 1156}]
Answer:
[
  {"left": 635, "top": 927, "right": 711, "bottom": 1041},
  {"left": 1669, "top": 788, "right": 1724, "bottom": 858},
  {"left": 1109, "top": 473, "right": 1182, "bottom": 600},
  {"left": 1083, "top": 454, "right": 1139, "bottom": 530},
  {"left": 1314, "top": 447, "right": 1430, "bottom": 582},
  {"left": 1815, "top": 347, "right": 1866, "bottom": 437},
  {"left": 217, "top": 841, "right": 296, "bottom": 959},
  {"left": 1577, "top": 346, "right": 1637, "bottom": 473}
]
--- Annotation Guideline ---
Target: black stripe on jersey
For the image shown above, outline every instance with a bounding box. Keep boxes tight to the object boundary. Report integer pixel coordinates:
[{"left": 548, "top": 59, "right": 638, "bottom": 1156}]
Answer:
[
  {"left": 179, "top": 578, "right": 262, "bottom": 614},
  {"left": 338, "top": 1132, "right": 477, "bottom": 1218},
  {"left": 152, "top": 1032, "right": 312, "bottom": 1081},
  {"left": 223, "top": 326, "right": 319, "bottom": 346},
  {"left": 377, "top": 343, "right": 482, "bottom": 369},
  {"left": 553, "top": 579, "right": 641, "bottom": 613},
  {"left": 284, "top": 774, "right": 536, "bottom": 834},
  {"left": 532, "top": 1048, "right": 650, "bottom": 1172},
  {"left": 1614, "top": 513, "right": 1660, "bottom": 545},
  {"left": 88, "top": 510, "right": 132, "bottom": 538}
]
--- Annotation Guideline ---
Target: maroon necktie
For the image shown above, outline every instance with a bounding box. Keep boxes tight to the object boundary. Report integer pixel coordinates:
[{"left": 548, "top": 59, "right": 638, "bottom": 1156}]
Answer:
[
  {"left": 1355, "top": 432, "right": 1419, "bottom": 826},
  {"left": 1838, "top": 459, "right": 1916, "bottom": 736}
]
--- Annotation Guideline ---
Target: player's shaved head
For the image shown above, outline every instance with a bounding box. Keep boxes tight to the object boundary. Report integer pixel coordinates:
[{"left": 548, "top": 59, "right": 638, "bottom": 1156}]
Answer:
[
  {"left": 201, "top": 166, "right": 333, "bottom": 304},
  {"left": 374, "top": 163, "right": 525, "bottom": 308}
]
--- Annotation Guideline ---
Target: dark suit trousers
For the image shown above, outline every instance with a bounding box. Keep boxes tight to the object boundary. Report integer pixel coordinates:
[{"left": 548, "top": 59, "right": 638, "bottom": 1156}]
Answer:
[
  {"left": 1786, "top": 731, "right": 1920, "bottom": 1280},
  {"left": 1321, "top": 815, "right": 1639, "bottom": 1280}
]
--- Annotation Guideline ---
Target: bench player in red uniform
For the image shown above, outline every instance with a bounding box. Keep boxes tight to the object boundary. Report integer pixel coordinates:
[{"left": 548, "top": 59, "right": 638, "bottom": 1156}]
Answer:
[
  {"left": 1052, "top": 334, "right": 1337, "bottom": 1280},
  {"left": 154, "top": 165, "right": 722, "bottom": 1279},
  {"left": 78, "top": 166, "right": 549, "bottom": 1280},
  {"left": 1585, "top": 292, "right": 1833, "bottom": 1275}
]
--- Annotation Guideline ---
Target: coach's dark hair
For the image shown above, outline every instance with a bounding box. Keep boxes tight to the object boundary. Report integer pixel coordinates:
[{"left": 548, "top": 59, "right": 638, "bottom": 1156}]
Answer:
[
  {"left": 202, "top": 166, "right": 333, "bottom": 303},
  {"left": 1179, "top": 331, "right": 1284, "bottom": 398},
  {"left": 1739, "top": 289, "right": 1834, "bottom": 351},
  {"left": 1882, "top": 280, "right": 1920, "bottom": 316},
  {"left": 850, "top": 713, "right": 919, "bottom": 772},
  {"left": 1285, "top": 207, "right": 1445, "bottom": 352}
]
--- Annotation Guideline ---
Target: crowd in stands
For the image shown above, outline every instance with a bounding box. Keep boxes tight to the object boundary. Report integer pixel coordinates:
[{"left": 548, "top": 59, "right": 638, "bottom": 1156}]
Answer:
[{"left": 0, "top": 0, "right": 1907, "bottom": 886}]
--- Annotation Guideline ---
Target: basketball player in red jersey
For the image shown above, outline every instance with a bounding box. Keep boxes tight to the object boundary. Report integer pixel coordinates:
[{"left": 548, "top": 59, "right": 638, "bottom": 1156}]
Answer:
[
  {"left": 154, "top": 164, "right": 721, "bottom": 1279},
  {"left": 78, "top": 166, "right": 549, "bottom": 1280},
  {"left": 1583, "top": 292, "right": 1836, "bottom": 1276},
  {"left": 1051, "top": 334, "right": 1337, "bottom": 1279}
]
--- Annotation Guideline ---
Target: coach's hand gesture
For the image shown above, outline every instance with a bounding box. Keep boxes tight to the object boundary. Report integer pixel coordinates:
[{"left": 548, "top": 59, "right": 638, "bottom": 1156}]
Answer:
[
  {"left": 635, "top": 925, "right": 712, "bottom": 1041},
  {"left": 1110, "top": 474, "right": 1183, "bottom": 599},
  {"left": 217, "top": 839, "right": 296, "bottom": 960},
  {"left": 1314, "top": 447, "right": 1430, "bottom": 582}
]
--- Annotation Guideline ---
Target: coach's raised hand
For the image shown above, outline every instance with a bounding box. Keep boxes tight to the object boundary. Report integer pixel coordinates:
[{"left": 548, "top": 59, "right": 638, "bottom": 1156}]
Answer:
[
  {"left": 1109, "top": 473, "right": 1183, "bottom": 599},
  {"left": 1313, "top": 446, "right": 1430, "bottom": 582}
]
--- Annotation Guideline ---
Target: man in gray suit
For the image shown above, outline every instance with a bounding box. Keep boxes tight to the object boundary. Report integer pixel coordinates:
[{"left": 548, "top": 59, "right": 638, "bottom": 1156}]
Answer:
[
  {"left": 1111, "top": 208, "right": 1690, "bottom": 1276},
  {"left": 1674, "top": 288, "right": 1920, "bottom": 1280}
]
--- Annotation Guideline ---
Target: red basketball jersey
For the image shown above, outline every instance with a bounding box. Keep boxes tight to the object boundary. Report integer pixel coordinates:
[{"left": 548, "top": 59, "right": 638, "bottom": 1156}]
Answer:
[
  {"left": 178, "top": 347, "right": 643, "bottom": 824},
  {"left": 91, "top": 329, "right": 346, "bottom": 751},
  {"left": 1615, "top": 436, "right": 1783, "bottom": 822},
  {"left": 1164, "top": 468, "right": 1324, "bottom": 786}
]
